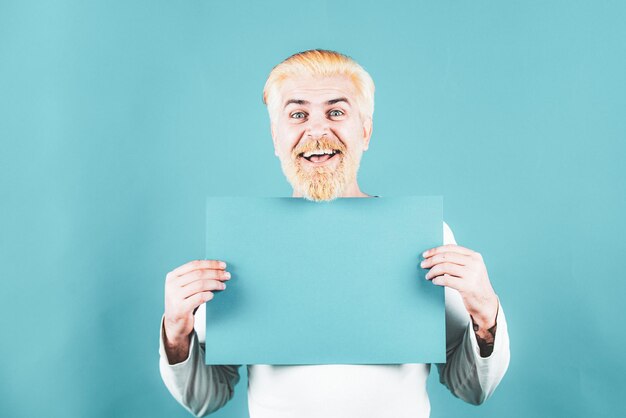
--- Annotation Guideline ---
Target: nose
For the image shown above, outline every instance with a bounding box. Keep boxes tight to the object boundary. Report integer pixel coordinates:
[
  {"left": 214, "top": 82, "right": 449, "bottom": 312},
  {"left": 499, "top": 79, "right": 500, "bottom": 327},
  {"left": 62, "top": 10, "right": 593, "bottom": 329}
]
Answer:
[{"left": 304, "top": 111, "right": 331, "bottom": 139}]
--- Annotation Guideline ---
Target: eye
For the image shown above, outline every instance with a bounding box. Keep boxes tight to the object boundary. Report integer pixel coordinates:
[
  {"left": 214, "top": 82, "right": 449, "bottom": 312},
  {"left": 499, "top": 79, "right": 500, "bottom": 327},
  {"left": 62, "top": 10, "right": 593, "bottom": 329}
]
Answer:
[
  {"left": 290, "top": 111, "right": 306, "bottom": 119},
  {"left": 329, "top": 109, "right": 344, "bottom": 117}
]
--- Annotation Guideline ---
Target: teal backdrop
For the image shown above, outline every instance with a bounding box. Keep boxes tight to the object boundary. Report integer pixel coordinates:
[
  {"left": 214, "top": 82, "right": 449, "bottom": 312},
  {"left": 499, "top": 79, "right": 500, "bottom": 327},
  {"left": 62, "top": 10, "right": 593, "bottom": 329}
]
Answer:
[{"left": 1, "top": 1, "right": 624, "bottom": 417}]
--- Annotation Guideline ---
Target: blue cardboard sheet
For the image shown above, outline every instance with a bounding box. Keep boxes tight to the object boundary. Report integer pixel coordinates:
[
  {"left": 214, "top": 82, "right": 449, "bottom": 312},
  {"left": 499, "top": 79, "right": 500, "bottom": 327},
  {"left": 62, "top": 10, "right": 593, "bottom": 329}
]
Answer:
[{"left": 204, "top": 196, "right": 444, "bottom": 365}]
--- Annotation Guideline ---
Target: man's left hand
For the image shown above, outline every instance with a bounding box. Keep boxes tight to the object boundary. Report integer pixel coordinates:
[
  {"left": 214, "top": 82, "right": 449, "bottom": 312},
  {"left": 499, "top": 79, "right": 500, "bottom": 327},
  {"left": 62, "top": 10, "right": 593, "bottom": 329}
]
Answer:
[{"left": 421, "top": 244, "right": 499, "bottom": 330}]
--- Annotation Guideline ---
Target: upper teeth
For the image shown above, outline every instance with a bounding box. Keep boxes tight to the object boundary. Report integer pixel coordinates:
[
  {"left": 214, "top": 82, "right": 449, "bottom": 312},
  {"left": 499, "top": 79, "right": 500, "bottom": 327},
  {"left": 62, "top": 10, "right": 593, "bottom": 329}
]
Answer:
[{"left": 303, "top": 149, "right": 336, "bottom": 158}]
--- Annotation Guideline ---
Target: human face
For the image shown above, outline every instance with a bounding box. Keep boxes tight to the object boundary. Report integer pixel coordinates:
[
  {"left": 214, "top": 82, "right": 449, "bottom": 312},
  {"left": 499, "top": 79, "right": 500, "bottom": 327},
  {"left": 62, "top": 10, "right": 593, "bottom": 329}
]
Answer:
[{"left": 270, "top": 74, "right": 373, "bottom": 201}]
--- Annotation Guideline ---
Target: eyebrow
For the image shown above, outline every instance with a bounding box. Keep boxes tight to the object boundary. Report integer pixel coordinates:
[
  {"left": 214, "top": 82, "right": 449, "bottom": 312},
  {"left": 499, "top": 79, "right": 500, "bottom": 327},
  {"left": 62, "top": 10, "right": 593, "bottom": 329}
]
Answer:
[{"left": 283, "top": 97, "right": 351, "bottom": 109}]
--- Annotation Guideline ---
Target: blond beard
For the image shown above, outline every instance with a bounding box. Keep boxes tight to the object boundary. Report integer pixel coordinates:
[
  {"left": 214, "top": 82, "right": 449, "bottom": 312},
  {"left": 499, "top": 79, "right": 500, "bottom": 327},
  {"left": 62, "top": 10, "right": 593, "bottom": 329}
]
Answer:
[{"left": 279, "top": 137, "right": 360, "bottom": 201}]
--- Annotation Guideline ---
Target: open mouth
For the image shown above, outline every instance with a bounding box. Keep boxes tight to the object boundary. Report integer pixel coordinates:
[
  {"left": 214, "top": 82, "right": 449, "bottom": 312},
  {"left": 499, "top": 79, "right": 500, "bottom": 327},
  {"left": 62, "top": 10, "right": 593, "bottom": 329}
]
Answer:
[{"left": 298, "top": 149, "right": 342, "bottom": 164}]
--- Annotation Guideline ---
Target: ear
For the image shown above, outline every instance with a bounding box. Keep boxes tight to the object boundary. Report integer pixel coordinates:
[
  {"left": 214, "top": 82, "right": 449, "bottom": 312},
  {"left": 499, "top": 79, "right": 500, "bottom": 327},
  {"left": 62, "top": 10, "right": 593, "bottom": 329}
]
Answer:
[
  {"left": 362, "top": 116, "right": 373, "bottom": 151},
  {"left": 270, "top": 122, "right": 279, "bottom": 156}
]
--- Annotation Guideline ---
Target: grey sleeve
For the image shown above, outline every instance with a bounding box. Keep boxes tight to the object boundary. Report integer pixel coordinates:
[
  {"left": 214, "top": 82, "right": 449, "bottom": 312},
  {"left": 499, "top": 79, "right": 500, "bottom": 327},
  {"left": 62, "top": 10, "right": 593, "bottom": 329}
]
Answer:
[
  {"left": 435, "top": 222, "right": 511, "bottom": 405},
  {"left": 158, "top": 304, "right": 241, "bottom": 417}
]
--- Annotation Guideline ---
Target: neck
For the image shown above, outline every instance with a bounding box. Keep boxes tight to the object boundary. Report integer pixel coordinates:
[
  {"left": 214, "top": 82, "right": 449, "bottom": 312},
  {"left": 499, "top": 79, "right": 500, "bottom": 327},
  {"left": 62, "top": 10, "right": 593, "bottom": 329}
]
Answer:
[{"left": 291, "top": 181, "right": 373, "bottom": 199}]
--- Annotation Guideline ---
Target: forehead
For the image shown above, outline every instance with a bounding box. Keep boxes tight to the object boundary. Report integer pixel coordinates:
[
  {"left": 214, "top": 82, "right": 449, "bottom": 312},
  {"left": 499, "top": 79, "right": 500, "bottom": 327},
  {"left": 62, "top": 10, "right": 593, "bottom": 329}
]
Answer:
[{"left": 278, "top": 74, "right": 358, "bottom": 105}]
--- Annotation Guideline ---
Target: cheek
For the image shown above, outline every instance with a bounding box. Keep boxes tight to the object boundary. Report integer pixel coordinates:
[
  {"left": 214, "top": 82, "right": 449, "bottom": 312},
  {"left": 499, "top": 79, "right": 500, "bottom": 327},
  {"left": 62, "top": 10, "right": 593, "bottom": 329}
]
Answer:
[
  {"left": 276, "top": 128, "right": 302, "bottom": 153},
  {"left": 274, "top": 137, "right": 296, "bottom": 158},
  {"left": 337, "top": 124, "right": 365, "bottom": 149}
]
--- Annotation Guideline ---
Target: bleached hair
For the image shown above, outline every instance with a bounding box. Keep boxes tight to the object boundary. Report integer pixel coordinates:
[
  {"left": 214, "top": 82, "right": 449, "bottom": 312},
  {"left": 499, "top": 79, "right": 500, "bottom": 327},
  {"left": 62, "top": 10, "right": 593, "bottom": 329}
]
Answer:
[{"left": 262, "top": 49, "right": 375, "bottom": 122}]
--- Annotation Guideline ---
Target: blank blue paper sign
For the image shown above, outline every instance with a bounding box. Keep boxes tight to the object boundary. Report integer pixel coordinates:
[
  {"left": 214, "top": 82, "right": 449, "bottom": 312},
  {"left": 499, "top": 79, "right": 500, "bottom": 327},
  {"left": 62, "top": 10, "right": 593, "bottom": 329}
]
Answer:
[{"left": 205, "top": 196, "right": 444, "bottom": 365}]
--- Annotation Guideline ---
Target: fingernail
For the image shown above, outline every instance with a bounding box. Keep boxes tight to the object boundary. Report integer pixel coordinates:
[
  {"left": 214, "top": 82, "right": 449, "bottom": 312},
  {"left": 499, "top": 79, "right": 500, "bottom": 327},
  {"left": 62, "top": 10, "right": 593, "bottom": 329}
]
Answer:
[
  {"left": 222, "top": 283, "right": 227, "bottom": 289},
  {"left": 220, "top": 261, "right": 227, "bottom": 268},
  {"left": 420, "top": 260, "right": 426, "bottom": 268},
  {"left": 422, "top": 250, "right": 429, "bottom": 257},
  {"left": 224, "top": 272, "right": 231, "bottom": 279}
]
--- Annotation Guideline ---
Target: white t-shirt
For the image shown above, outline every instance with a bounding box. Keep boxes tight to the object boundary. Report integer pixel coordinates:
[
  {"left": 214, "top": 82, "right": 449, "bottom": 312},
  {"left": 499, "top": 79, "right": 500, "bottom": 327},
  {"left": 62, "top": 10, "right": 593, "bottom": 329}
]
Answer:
[{"left": 158, "top": 222, "right": 510, "bottom": 417}]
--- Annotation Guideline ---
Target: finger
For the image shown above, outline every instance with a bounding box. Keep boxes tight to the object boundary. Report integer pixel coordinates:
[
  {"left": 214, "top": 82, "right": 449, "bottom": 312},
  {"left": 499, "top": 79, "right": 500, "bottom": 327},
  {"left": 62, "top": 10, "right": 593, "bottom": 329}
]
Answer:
[
  {"left": 177, "top": 269, "right": 231, "bottom": 287},
  {"left": 420, "top": 251, "right": 470, "bottom": 268},
  {"left": 167, "top": 259, "right": 226, "bottom": 280},
  {"left": 183, "top": 291, "right": 214, "bottom": 312},
  {"left": 179, "top": 279, "right": 226, "bottom": 299},
  {"left": 431, "top": 273, "right": 465, "bottom": 290},
  {"left": 423, "top": 244, "right": 475, "bottom": 259},
  {"left": 425, "top": 262, "right": 465, "bottom": 280}
]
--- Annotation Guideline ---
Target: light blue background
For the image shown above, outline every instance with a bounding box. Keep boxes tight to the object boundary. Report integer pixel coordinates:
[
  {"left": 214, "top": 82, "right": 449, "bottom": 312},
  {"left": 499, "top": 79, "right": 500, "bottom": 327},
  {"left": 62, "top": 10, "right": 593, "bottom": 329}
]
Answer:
[{"left": 1, "top": 1, "right": 624, "bottom": 417}]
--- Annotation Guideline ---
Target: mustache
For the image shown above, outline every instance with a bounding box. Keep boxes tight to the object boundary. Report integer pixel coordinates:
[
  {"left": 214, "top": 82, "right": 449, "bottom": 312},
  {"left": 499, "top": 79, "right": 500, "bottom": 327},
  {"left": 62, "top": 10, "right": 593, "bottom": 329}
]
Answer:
[{"left": 291, "top": 136, "right": 346, "bottom": 158}]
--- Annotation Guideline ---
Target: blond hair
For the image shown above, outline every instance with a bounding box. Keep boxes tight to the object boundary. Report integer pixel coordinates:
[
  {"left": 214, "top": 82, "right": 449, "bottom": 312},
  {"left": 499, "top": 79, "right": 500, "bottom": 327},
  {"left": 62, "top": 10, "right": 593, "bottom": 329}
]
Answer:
[{"left": 263, "top": 49, "right": 375, "bottom": 122}]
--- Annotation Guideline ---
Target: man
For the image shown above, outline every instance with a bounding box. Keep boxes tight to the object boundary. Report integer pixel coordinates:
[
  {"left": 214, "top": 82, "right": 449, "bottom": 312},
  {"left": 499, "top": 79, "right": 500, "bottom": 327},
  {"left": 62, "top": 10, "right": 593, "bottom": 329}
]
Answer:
[{"left": 159, "top": 49, "right": 510, "bottom": 418}]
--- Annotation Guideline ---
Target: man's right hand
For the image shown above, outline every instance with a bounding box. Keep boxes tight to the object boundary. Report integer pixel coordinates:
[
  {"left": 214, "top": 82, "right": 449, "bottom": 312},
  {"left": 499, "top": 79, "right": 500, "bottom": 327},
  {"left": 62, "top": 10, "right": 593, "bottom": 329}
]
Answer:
[{"left": 162, "top": 259, "right": 230, "bottom": 363}]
